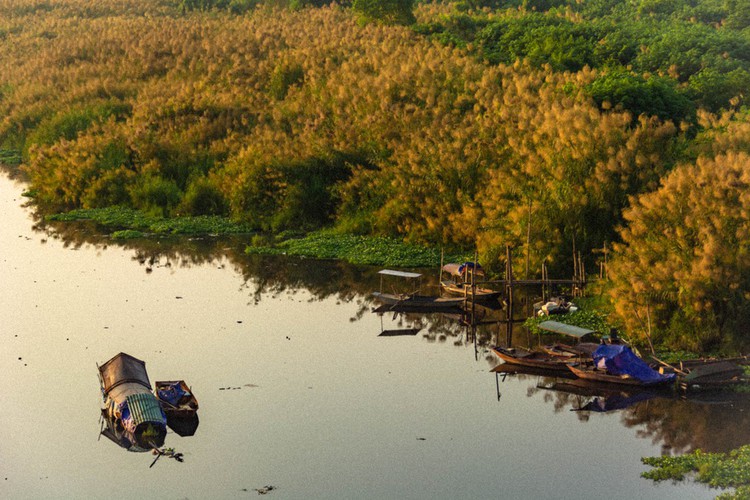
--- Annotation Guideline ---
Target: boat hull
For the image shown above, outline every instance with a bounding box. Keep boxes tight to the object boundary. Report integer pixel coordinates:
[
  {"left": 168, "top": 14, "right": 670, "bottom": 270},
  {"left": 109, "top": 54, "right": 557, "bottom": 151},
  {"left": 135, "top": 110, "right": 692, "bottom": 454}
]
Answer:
[
  {"left": 440, "top": 281, "right": 502, "bottom": 303},
  {"left": 491, "top": 346, "right": 573, "bottom": 372},
  {"left": 567, "top": 364, "right": 673, "bottom": 387},
  {"left": 372, "top": 292, "right": 466, "bottom": 310}
]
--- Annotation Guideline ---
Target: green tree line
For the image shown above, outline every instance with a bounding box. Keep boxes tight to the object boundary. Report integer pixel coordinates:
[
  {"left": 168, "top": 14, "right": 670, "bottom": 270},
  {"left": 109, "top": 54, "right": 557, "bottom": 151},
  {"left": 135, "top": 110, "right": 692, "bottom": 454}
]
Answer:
[{"left": 1, "top": 0, "right": 750, "bottom": 351}]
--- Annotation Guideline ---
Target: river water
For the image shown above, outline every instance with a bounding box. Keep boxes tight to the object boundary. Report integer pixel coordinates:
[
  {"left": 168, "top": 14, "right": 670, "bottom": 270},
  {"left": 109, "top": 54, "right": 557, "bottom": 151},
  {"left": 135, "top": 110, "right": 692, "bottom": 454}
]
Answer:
[{"left": 1, "top": 172, "right": 747, "bottom": 499}]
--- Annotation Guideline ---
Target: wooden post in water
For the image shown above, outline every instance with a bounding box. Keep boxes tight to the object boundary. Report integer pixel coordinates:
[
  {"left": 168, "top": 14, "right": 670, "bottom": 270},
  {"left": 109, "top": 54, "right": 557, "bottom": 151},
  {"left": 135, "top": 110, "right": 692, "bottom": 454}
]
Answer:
[
  {"left": 505, "top": 245, "right": 514, "bottom": 347},
  {"left": 471, "top": 250, "right": 478, "bottom": 312},
  {"left": 439, "top": 248, "right": 444, "bottom": 284}
]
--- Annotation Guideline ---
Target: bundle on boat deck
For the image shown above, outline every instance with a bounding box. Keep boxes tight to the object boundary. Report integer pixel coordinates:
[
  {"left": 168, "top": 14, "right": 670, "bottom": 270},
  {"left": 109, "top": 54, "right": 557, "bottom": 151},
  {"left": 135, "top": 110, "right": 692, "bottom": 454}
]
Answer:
[{"left": 155, "top": 380, "right": 199, "bottom": 418}]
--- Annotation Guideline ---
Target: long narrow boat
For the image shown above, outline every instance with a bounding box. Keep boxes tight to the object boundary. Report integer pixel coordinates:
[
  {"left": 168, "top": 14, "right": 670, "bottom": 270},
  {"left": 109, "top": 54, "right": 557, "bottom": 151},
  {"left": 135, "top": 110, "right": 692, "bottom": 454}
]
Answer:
[
  {"left": 566, "top": 364, "right": 663, "bottom": 387},
  {"left": 490, "top": 346, "right": 574, "bottom": 373},
  {"left": 371, "top": 291, "right": 466, "bottom": 309}
]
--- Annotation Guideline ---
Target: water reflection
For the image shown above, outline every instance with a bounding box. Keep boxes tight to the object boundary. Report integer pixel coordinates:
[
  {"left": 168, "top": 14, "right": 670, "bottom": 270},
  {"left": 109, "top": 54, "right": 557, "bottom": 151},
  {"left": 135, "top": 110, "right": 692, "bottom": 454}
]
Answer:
[
  {"left": 17, "top": 183, "right": 750, "bottom": 464},
  {"left": 492, "top": 363, "right": 750, "bottom": 454}
]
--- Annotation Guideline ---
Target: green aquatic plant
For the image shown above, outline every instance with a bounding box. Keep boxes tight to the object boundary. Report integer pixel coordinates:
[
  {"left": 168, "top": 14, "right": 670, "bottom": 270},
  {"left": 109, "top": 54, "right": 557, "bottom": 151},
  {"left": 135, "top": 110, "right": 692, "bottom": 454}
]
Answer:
[
  {"left": 246, "top": 230, "right": 469, "bottom": 268},
  {"left": 46, "top": 207, "right": 254, "bottom": 236},
  {"left": 524, "top": 308, "right": 613, "bottom": 338},
  {"left": 111, "top": 230, "right": 145, "bottom": 239},
  {"left": 642, "top": 445, "right": 750, "bottom": 499}
]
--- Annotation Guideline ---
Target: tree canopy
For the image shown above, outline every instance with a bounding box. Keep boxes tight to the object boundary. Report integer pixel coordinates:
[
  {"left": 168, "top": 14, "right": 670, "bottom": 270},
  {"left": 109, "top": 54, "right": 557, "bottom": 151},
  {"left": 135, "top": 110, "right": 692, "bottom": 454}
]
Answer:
[{"left": 2, "top": 0, "right": 750, "bottom": 350}]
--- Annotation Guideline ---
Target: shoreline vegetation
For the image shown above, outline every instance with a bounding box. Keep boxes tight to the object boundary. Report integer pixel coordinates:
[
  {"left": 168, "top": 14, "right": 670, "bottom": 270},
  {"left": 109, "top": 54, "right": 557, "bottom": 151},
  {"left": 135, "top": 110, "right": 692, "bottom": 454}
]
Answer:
[
  {"left": 3, "top": 0, "right": 750, "bottom": 354},
  {"left": 642, "top": 446, "right": 750, "bottom": 499},
  {"left": 43, "top": 204, "right": 471, "bottom": 266}
]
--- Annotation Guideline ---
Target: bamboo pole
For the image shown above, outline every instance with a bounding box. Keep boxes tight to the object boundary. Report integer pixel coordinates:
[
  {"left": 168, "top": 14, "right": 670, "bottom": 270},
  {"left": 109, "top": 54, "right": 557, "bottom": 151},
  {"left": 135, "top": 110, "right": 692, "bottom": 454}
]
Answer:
[{"left": 505, "top": 245, "right": 514, "bottom": 347}]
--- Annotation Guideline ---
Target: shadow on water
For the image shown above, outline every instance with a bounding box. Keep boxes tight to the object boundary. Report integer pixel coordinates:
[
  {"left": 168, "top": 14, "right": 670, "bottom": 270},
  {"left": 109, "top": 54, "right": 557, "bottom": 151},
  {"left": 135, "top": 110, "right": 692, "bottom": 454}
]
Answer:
[{"left": 492, "top": 363, "right": 750, "bottom": 455}]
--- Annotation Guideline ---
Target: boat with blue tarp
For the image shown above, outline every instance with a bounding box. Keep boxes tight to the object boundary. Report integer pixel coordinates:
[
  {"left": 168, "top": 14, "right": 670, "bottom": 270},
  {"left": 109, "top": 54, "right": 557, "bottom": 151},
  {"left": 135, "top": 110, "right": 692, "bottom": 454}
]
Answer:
[{"left": 567, "top": 344, "right": 677, "bottom": 387}]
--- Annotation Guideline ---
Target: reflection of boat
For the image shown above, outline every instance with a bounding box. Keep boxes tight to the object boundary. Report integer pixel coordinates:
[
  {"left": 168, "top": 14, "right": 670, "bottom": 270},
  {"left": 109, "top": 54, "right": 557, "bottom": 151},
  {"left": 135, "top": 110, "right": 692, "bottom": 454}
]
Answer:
[
  {"left": 440, "top": 262, "right": 502, "bottom": 304},
  {"left": 490, "top": 346, "right": 574, "bottom": 373},
  {"left": 98, "top": 353, "right": 167, "bottom": 452},
  {"left": 539, "top": 380, "right": 660, "bottom": 412},
  {"left": 567, "top": 345, "right": 676, "bottom": 387},
  {"left": 378, "top": 328, "right": 422, "bottom": 337}
]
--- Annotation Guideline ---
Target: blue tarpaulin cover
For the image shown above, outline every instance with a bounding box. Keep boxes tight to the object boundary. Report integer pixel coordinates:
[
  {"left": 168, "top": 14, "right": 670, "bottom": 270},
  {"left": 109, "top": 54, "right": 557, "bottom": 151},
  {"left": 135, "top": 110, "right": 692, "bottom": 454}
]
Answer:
[
  {"left": 593, "top": 344, "right": 676, "bottom": 385},
  {"left": 157, "top": 382, "right": 187, "bottom": 406}
]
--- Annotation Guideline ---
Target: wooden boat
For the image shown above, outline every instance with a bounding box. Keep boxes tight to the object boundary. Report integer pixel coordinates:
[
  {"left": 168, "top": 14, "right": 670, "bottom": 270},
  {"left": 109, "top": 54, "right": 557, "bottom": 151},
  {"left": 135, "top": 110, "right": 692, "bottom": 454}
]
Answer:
[
  {"left": 155, "top": 380, "right": 199, "bottom": 418},
  {"left": 371, "top": 291, "right": 466, "bottom": 310},
  {"left": 567, "top": 364, "right": 674, "bottom": 387},
  {"left": 541, "top": 342, "right": 599, "bottom": 358},
  {"left": 679, "top": 361, "right": 747, "bottom": 389},
  {"left": 372, "top": 270, "right": 465, "bottom": 312},
  {"left": 440, "top": 262, "right": 501, "bottom": 304},
  {"left": 490, "top": 346, "right": 574, "bottom": 373},
  {"left": 492, "top": 362, "right": 576, "bottom": 379}
]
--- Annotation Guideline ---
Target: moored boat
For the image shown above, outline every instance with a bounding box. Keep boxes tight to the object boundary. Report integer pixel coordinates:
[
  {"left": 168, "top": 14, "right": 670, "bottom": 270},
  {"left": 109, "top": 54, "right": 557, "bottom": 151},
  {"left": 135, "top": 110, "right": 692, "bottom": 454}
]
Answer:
[
  {"left": 372, "top": 269, "right": 466, "bottom": 312},
  {"left": 490, "top": 346, "right": 574, "bottom": 372},
  {"left": 372, "top": 291, "right": 466, "bottom": 310},
  {"left": 567, "top": 345, "right": 676, "bottom": 387},
  {"left": 155, "top": 380, "right": 199, "bottom": 418},
  {"left": 440, "top": 262, "right": 502, "bottom": 304}
]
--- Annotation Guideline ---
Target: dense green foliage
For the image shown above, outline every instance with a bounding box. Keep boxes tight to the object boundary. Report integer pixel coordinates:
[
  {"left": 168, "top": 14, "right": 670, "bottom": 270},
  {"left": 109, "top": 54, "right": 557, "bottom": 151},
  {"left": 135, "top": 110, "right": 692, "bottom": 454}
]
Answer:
[
  {"left": 642, "top": 446, "right": 750, "bottom": 499},
  {"left": 1, "top": 0, "right": 750, "bottom": 350},
  {"left": 416, "top": 0, "right": 750, "bottom": 118},
  {"left": 523, "top": 308, "right": 615, "bottom": 338}
]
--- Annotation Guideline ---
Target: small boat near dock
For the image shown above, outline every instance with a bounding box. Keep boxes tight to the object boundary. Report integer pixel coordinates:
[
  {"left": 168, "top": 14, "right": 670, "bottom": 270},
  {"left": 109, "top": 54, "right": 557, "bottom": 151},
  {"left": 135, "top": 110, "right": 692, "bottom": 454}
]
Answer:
[
  {"left": 372, "top": 269, "right": 466, "bottom": 312},
  {"left": 490, "top": 346, "right": 574, "bottom": 373},
  {"left": 440, "top": 262, "right": 502, "bottom": 305}
]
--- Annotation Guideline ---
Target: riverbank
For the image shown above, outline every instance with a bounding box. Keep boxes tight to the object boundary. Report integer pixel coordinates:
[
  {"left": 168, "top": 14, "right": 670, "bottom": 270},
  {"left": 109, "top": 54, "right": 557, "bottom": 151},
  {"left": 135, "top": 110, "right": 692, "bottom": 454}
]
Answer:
[{"left": 42, "top": 205, "right": 469, "bottom": 268}]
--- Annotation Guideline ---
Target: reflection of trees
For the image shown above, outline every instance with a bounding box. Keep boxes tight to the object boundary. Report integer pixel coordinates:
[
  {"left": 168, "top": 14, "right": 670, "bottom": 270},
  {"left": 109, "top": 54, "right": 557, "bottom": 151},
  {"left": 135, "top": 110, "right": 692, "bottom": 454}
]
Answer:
[
  {"left": 499, "top": 363, "right": 750, "bottom": 454},
  {"left": 28, "top": 213, "right": 505, "bottom": 341},
  {"left": 622, "top": 396, "right": 750, "bottom": 454}
]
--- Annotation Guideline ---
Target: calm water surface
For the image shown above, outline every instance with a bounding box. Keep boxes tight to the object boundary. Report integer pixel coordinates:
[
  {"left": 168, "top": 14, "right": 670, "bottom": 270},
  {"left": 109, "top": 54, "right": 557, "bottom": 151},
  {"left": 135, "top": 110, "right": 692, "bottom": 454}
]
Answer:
[{"left": 1, "top": 173, "right": 747, "bottom": 499}]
